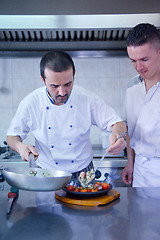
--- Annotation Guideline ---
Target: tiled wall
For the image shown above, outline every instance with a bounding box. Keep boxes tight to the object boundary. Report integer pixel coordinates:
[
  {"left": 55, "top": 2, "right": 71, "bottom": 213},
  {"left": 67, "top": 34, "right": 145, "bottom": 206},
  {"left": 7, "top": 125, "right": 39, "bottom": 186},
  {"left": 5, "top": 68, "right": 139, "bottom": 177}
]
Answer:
[{"left": 0, "top": 55, "right": 137, "bottom": 147}]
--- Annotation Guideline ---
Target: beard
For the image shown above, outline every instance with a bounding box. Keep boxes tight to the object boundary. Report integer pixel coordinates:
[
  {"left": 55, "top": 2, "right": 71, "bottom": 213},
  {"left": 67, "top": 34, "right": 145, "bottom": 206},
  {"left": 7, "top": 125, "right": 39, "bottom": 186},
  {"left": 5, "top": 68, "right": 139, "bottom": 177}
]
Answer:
[{"left": 55, "top": 94, "right": 69, "bottom": 104}]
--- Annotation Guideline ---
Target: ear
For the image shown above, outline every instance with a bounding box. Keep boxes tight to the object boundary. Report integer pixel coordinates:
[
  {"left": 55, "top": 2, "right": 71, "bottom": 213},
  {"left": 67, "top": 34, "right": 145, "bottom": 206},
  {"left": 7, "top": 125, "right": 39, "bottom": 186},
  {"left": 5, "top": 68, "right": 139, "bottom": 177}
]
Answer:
[{"left": 40, "top": 76, "right": 45, "bottom": 83}]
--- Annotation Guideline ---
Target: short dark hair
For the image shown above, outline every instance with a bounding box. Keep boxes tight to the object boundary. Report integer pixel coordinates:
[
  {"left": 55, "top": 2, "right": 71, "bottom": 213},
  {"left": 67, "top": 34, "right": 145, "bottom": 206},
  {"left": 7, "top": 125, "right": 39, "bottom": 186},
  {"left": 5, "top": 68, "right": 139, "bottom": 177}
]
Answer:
[
  {"left": 40, "top": 50, "right": 75, "bottom": 79},
  {"left": 126, "top": 23, "right": 160, "bottom": 47}
]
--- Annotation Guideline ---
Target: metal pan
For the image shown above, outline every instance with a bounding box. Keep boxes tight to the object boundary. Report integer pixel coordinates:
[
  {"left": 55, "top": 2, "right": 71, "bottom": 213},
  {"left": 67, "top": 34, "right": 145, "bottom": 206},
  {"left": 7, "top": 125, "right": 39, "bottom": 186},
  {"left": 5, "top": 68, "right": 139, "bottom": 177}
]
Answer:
[
  {"left": 63, "top": 183, "right": 112, "bottom": 198},
  {"left": 3, "top": 154, "right": 71, "bottom": 192},
  {"left": 3, "top": 167, "right": 72, "bottom": 192}
]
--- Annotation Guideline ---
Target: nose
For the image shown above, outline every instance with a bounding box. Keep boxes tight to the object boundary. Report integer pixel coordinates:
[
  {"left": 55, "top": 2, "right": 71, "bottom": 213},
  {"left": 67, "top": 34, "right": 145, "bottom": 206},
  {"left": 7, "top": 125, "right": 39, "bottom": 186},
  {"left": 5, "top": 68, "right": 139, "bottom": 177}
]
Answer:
[
  {"left": 136, "top": 61, "right": 143, "bottom": 71},
  {"left": 58, "top": 86, "right": 66, "bottom": 96}
]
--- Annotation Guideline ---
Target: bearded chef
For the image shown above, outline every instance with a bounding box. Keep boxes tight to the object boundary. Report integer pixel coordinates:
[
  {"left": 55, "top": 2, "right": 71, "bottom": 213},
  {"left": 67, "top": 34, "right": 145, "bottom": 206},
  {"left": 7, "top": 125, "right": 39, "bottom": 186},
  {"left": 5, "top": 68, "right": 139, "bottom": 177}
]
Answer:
[{"left": 7, "top": 50, "right": 126, "bottom": 176}]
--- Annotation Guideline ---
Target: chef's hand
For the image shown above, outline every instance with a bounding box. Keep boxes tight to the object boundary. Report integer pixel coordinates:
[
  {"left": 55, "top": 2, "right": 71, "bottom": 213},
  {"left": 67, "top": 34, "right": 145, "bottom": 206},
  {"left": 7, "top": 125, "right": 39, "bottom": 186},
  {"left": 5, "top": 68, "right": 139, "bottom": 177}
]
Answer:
[
  {"left": 107, "top": 134, "right": 126, "bottom": 155},
  {"left": 122, "top": 164, "right": 133, "bottom": 185},
  {"left": 16, "top": 142, "right": 39, "bottom": 161}
]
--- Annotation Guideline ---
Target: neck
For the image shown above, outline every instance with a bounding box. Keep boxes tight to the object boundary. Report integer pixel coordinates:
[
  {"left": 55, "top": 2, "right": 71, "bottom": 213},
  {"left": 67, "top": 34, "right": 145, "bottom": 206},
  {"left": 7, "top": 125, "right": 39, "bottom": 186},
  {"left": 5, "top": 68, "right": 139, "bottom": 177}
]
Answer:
[{"left": 145, "top": 78, "right": 159, "bottom": 92}]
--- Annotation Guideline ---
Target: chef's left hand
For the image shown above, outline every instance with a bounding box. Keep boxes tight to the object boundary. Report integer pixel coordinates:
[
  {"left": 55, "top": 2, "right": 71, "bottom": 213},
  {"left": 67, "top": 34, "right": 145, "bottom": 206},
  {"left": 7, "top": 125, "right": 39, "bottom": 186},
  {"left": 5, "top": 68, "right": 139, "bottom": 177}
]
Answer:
[{"left": 107, "top": 134, "right": 126, "bottom": 155}]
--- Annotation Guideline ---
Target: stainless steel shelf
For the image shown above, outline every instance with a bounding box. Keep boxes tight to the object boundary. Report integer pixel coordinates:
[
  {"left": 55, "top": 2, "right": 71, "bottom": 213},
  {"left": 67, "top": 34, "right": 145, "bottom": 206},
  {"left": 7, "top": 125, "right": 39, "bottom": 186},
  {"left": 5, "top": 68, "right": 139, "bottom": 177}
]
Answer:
[{"left": 93, "top": 158, "right": 127, "bottom": 168}]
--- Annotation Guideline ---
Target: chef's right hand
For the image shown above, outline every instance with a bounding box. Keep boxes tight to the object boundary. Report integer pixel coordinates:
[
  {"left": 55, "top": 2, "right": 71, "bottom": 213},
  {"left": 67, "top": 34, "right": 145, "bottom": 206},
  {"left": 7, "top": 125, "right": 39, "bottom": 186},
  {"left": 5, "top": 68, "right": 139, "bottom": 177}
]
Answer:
[{"left": 16, "top": 142, "right": 39, "bottom": 161}]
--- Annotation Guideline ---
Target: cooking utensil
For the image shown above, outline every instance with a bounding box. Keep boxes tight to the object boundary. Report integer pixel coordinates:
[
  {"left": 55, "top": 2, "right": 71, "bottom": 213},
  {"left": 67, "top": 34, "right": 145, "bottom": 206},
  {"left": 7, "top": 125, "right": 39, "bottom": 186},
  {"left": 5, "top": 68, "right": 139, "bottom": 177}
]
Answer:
[
  {"left": 7, "top": 187, "right": 19, "bottom": 217},
  {"left": 63, "top": 183, "right": 112, "bottom": 198},
  {"left": 3, "top": 154, "right": 72, "bottom": 191},
  {"left": 29, "top": 153, "right": 38, "bottom": 168},
  {"left": 76, "top": 131, "right": 126, "bottom": 186},
  {"left": 3, "top": 167, "right": 71, "bottom": 191},
  {"left": 95, "top": 132, "right": 127, "bottom": 171}
]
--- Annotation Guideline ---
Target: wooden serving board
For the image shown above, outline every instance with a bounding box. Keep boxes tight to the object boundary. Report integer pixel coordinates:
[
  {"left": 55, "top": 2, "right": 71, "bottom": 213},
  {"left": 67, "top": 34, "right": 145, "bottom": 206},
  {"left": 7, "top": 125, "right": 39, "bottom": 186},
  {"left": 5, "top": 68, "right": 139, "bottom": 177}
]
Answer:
[{"left": 55, "top": 189, "right": 120, "bottom": 206}]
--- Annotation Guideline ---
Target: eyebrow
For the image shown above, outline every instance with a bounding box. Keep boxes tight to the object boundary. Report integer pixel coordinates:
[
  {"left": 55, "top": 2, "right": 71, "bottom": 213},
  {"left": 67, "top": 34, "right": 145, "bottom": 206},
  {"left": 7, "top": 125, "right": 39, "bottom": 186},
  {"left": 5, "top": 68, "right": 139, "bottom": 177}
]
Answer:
[
  {"left": 129, "top": 57, "right": 148, "bottom": 61},
  {"left": 50, "top": 81, "right": 73, "bottom": 87}
]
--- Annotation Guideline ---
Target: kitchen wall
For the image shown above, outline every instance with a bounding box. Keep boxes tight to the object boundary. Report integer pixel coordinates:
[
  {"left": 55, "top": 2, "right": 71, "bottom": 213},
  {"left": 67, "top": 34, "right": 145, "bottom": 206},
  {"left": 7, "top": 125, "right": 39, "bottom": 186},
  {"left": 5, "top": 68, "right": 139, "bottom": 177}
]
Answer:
[{"left": 0, "top": 55, "right": 137, "bottom": 147}]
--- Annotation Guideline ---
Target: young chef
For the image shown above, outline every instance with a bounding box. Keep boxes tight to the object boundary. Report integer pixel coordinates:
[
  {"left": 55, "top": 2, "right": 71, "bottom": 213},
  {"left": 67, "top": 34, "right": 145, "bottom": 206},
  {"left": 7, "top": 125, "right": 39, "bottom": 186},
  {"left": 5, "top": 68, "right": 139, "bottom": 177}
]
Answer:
[
  {"left": 7, "top": 50, "right": 126, "bottom": 175},
  {"left": 122, "top": 23, "right": 160, "bottom": 187}
]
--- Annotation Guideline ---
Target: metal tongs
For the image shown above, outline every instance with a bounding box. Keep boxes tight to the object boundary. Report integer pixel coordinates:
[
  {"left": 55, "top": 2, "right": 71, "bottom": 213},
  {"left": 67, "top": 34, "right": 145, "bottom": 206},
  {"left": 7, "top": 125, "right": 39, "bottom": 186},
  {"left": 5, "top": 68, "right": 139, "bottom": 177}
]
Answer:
[
  {"left": 95, "top": 131, "right": 127, "bottom": 172},
  {"left": 76, "top": 132, "right": 126, "bottom": 187}
]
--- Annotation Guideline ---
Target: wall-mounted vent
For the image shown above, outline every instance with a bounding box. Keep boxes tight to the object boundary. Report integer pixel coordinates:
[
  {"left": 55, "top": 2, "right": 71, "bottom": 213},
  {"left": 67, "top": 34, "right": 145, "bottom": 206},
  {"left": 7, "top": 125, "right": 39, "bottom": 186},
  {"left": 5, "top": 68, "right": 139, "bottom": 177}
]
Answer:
[
  {"left": 0, "top": 14, "right": 159, "bottom": 52},
  {"left": 0, "top": 29, "right": 131, "bottom": 51}
]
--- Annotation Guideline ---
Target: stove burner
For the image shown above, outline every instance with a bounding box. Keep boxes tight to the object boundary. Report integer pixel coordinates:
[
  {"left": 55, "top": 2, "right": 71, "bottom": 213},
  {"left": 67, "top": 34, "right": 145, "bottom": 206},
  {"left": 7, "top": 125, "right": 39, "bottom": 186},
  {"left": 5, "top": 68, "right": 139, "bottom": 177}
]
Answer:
[{"left": 0, "top": 141, "right": 20, "bottom": 159}]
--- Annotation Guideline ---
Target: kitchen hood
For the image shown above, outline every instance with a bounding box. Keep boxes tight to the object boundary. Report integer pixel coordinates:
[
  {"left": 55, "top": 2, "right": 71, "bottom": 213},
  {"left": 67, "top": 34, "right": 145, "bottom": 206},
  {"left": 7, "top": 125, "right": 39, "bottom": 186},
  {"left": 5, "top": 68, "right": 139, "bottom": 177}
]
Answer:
[{"left": 0, "top": 0, "right": 160, "bottom": 55}]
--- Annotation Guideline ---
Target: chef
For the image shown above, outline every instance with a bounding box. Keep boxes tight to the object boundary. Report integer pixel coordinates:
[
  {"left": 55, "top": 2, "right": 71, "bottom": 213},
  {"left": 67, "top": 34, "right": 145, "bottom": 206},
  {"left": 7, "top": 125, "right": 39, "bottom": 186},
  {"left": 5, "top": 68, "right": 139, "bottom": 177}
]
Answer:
[
  {"left": 122, "top": 23, "right": 160, "bottom": 187},
  {"left": 6, "top": 50, "right": 126, "bottom": 175}
]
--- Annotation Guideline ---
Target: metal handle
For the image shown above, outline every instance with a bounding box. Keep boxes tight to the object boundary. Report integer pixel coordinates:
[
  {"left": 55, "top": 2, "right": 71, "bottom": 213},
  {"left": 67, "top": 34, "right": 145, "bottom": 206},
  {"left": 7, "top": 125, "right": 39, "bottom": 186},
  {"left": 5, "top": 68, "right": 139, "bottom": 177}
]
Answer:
[
  {"left": 29, "top": 154, "right": 37, "bottom": 168},
  {"left": 95, "top": 132, "right": 127, "bottom": 171},
  {"left": 95, "top": 152, "right": 106, "bottom": 171},
  {"left": 7, "top": 187, "right": 19, "bottom": 217}
]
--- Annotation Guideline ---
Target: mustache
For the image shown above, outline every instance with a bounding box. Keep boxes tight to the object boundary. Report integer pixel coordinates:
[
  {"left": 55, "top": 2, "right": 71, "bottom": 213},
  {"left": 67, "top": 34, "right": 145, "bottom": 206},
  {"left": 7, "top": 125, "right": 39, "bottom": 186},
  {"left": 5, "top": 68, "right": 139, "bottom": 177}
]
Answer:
[{"left": 56, "top": 94, "right": 68, "bottom": 98}]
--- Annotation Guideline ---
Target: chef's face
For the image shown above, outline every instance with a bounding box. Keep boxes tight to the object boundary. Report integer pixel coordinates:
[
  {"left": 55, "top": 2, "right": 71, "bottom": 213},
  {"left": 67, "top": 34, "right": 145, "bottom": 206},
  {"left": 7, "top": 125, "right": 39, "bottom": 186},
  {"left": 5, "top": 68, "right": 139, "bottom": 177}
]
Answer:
[
  {"left": 127, "top": 42, "right": 160, "bottom": 81},
  {"left": 43, "top": 67, "right": 74, "bottom": 105}
]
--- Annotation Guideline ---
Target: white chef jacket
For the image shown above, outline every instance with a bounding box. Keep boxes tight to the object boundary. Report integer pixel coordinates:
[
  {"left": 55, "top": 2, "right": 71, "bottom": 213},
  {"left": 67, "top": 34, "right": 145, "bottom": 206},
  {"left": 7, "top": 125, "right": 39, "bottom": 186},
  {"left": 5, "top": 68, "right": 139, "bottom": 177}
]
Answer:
[
  {"left": 124, "top": 76, "right": 160, "bottom": 186},
  {"left": 124, "top": 76, "right": 160, "bottom": 158},
  {"left": 7, "top": 85, "right": 122, "bottom": 173}
]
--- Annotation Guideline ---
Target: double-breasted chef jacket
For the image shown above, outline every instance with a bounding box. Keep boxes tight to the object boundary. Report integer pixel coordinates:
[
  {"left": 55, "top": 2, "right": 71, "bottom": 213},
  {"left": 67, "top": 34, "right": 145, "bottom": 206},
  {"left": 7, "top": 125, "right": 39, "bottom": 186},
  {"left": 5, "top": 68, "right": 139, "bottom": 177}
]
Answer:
[{"left": 7, "top": 85, "right": 122, "bottom": 173}]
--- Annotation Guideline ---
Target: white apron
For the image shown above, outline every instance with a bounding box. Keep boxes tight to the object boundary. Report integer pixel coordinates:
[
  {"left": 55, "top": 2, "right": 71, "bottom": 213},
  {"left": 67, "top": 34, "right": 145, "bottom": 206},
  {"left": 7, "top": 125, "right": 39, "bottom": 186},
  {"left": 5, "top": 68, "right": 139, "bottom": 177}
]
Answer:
[
  {"left": 133, "top": 155, "right": 160, "bottom": 187},
  {"left": 125, "top": 79, "right": 160, "bottom": 187}
]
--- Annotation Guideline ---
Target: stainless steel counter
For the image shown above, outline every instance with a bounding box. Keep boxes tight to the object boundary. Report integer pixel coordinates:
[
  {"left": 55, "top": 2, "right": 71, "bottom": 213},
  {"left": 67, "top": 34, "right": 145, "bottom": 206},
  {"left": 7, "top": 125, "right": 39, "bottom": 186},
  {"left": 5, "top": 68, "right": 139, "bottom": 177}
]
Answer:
[{"left": 0, "top": 187, "right": 160, "bottom": 240}]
